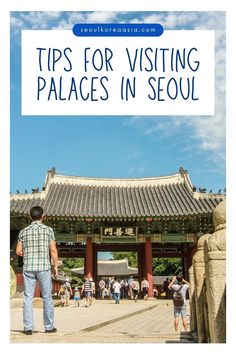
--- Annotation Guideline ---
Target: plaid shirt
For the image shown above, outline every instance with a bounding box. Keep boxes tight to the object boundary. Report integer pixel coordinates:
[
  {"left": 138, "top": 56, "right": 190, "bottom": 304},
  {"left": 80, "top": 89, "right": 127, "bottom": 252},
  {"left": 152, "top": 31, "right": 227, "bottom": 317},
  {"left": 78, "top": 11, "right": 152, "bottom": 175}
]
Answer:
[{"left": 18, "top": 221, "right": 55, "bottom": 271}]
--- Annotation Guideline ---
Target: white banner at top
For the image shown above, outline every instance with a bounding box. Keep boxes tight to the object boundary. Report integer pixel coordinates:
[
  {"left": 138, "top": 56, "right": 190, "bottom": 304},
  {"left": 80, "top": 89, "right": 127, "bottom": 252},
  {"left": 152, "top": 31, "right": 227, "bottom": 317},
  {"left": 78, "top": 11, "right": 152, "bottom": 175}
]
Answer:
[{"left": 21, "top": 29, "right": 215, "bottom": 116}]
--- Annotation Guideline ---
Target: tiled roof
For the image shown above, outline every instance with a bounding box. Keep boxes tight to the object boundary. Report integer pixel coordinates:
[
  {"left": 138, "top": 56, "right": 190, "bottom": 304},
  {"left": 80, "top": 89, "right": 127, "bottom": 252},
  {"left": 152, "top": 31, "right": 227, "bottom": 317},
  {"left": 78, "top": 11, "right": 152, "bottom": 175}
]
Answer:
[
  {"left": 72, "top": 259, "right": 138, "bottom": 276},
  {"left": 10, "top": 169, "right": 223, "bottom": 218},
  {"left": 52, "top": 273, "right": 71, "bottom": 282}
]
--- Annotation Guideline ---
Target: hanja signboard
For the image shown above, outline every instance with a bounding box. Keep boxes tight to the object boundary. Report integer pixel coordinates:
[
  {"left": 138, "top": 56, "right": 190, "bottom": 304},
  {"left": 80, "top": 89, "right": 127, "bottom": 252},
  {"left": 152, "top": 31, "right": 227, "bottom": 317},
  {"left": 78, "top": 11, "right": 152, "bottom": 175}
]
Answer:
[{"left": 21, "top": 24, "right": 214, "bottom": 116}]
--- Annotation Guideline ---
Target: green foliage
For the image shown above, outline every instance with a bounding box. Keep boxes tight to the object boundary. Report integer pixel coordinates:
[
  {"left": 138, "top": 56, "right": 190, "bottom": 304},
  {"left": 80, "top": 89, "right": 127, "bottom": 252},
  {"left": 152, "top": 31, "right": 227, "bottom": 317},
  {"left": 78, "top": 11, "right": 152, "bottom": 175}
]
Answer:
[
  {"left": 59, "top": 258, "right": 84, "bottom": 287},
  {"left": 61, "top": 258, "right": 84, "bottom": 269},
  {"left": 112, "top": 252, "right": 138, "bottom": 267},
  {"left": 70, "top": 275, "right": 84, "bottom": 287},
  {"left": 111, "top": 253, "right": 182, "bottom": 275},
  {"left": 152, "top": 258, "right": 182, "bottom": 276}
]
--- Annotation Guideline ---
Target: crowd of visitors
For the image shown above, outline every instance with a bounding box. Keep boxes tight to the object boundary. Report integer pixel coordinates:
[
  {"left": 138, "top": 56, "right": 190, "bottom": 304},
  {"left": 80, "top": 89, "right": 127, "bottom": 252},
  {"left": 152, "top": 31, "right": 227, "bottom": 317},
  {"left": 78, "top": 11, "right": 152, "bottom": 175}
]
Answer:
[
  {"left": 58, "top": 275, "right": 184, "bottom": 306},
  {"left": 58, "top": 275, "right": 153, "bottom": 306}
]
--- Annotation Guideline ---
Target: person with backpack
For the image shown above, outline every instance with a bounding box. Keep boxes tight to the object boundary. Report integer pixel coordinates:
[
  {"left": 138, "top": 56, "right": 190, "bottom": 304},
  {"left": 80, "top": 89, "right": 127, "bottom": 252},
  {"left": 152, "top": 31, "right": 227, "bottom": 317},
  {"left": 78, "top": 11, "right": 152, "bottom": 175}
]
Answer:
[
  {"left": 168, "top": 274, "right": 190, "bottom": 332},
  {"left": 120, "top": 277, "right": 128, "bottom": 300},
  {"left": 128, "top": 275, "right": 134, "bottom": 299},
  {"left": 58, "top": 285, "right": 66, "bottom": 307},
  {"left": 131, "top": 278, "right": 140, "bottom": 302},
  {"left": 63, "top": 278, "right": 73, "bottom": 307},
  {"left": 141, "top": 277, "right": 149, "bottom": 300}
]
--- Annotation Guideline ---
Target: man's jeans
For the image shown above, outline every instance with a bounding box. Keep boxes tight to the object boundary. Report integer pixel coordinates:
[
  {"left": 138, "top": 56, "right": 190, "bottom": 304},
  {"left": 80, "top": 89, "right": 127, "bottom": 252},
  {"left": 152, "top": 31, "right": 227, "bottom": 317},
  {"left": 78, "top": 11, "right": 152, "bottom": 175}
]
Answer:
[
  {"left": 114, "top": 293, "right": 120, "bottom": 304},
  {"left": 23, "top": 269, "right": 54, "bottom": 331}
]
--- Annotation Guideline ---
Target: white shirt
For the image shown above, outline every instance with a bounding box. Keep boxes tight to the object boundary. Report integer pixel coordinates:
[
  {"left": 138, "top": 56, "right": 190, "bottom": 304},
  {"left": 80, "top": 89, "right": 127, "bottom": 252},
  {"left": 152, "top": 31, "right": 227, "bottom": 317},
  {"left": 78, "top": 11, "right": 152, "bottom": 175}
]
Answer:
[
  {"left": 113, "top": 281, "right": 121, "bottom": 293},
  {"left": 171, "top": 283, "right": 189, "bottom": 299}
]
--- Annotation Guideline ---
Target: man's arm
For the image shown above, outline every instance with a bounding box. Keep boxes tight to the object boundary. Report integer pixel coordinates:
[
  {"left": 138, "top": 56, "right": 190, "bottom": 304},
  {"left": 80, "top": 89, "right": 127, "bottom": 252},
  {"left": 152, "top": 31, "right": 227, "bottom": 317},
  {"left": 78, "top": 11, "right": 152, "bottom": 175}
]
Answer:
[
  {"left": 16, "top": 241, "right": 24, "bottom": 257},
  {"left": 49, "top": 240, "right": 58, "bottom": 276},
  {"left": 182, "top": 278, "right": 190, "bottom": 286}
]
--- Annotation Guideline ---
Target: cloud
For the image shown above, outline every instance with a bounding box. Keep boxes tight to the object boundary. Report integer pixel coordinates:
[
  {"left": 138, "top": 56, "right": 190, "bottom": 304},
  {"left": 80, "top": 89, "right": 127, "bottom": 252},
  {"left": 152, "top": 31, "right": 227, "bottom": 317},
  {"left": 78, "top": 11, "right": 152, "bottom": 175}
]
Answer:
[
  {"left": 10, "top": 11, "right": 225, "bottom": 167},
  {"left": 86, "top": 11, "right": 118, "bottom": 23},
  {"left": 10, "top": 11, "right": 120, "bottom": 32},
  {"left": 124, "top": 11, "right": 226, "bottom": 168}
]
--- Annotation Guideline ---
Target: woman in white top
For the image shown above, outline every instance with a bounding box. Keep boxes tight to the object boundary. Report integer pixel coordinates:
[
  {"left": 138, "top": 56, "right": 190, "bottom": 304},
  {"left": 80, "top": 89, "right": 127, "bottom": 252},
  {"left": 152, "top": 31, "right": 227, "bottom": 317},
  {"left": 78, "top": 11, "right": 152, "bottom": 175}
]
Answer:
[{"left": 113, "top": 278, "right": 121, "bottom": 304}]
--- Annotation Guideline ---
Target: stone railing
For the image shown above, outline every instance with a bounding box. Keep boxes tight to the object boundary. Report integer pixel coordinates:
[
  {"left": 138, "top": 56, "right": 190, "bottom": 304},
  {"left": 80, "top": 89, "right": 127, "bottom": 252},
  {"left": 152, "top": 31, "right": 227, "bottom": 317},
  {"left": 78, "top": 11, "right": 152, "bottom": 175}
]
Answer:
[{"left": 189, "top": 200, "right": 226, "bottom": 343}]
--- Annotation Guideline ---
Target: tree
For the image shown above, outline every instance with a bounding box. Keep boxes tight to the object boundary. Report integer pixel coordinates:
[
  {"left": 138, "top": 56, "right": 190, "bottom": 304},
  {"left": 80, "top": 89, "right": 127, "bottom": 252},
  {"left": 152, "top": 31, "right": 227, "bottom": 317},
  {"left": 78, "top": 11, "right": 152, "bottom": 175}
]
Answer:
[
  {"left": 59, "top": 258, "right": 84, "bottom": 287},
  {"left": 111, "top": 252, "right": 138, "bottom": 267},
  {"left": 152, "top": 258, "right": 182, "bottom": 276},
  {"left": 111, "top": 253, "right": 182, "bottom": 275},
  {"left": 61, "top": 258, "right": 84, "bottom": 269}
]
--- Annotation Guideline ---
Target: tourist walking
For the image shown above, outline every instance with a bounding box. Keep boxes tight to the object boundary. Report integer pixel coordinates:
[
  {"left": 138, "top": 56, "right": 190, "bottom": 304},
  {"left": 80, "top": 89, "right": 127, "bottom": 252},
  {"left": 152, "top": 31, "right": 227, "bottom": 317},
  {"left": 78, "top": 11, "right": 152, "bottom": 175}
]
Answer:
[
  {"left": 120, "top": 277, "right": 128, "bottom": 299},
  {"left": 82, "top": 276, "right": 93, "bottom": 307},
  {"left": 16, "top": 206, "right": 58, "bottom": 335},
  {"left": 109, "top": 277, "right": 115, "bottom": 299},
  {"left": 104, "top": 285, "right": 109, "bottom": 298},
  {"left": 168, "top": 275, "right": 190, "bottom": 332},
  {"left": 112, "top": 278, "right": 121, "bottom": 304},
  {"left": 58, "top": 285, "right": 66, "bottom": 307},
  {"left": 131, "top": 278, "right": 140, "bottom": 302},
  {"left": 73, "top": 287, "right": 80, "bottom": 307},
  {"left": 63, "top": 277, "right": 73, "bottom": 306},
  {"left": 90, "top": 278, "right": 96, "bottom": 302},
  {"left": 128, "top": 275, "right": 134, "bottom": 299},
  {"left": 153, "top": 286, "right": 158, "bottom": 298},
  {"left": 99, "top": 278, "right": 106, "bottom": 299},
  {"left": 141, "top": 277, "right": 149, "bottom": 300}
]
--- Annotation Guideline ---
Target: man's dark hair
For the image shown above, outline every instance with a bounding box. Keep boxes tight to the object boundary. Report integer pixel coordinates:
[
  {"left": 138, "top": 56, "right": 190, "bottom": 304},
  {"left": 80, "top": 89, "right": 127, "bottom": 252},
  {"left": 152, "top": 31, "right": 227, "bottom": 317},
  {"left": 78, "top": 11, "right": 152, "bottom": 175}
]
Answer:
[
  {"left": 30, "top": 206, "right": 44, "bottom": 220},
  {"left": 176, "top": 274, "right": 183, "bottom": 283}
]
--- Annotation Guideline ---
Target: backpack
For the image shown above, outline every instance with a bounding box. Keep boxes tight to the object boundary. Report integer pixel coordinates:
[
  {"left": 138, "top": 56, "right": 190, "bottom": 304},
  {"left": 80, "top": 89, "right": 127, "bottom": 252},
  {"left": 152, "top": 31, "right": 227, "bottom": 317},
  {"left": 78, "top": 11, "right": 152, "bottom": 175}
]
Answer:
[
  {"left": 172, "top": 285, "right": 184, "bottom": 308},
  {"left": 59, "top": 287, "right": 65, "bottom": 295},
  {"left": 120, "top": 280, "right": 125, "bottom": 288},
  {"left": 131, "top": 281, "right": 139, "bottom": 291}
]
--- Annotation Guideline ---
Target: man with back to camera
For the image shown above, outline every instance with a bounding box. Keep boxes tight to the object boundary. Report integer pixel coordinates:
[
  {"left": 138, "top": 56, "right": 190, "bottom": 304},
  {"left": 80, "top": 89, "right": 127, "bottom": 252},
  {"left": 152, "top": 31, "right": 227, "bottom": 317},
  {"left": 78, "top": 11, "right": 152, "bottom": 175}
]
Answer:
[
  {"left": 168, "top": 274, "right": 190, "bottom": 332},
  {"left": 16, "top": 206, "right": 58, "bottom": 335}
]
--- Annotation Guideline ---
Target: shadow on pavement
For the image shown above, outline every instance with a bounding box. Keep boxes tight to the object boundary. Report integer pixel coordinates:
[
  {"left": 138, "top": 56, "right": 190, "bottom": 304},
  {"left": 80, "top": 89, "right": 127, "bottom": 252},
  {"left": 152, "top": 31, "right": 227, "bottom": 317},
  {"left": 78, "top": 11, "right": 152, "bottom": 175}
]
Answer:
[{"left": 165, "top": 331, "right": 194, "bottom": 343}]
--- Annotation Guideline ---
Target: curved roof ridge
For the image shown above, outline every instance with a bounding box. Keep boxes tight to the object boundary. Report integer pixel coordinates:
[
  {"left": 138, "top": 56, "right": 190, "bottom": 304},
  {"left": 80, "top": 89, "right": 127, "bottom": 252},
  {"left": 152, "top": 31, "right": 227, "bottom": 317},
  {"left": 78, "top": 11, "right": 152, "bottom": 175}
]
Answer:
[
  {"left": 49, "top": 172, "right": 184, "bottom": 187},
  {"left": 10, "top": 191, "right": 45, "bottom": 201}
]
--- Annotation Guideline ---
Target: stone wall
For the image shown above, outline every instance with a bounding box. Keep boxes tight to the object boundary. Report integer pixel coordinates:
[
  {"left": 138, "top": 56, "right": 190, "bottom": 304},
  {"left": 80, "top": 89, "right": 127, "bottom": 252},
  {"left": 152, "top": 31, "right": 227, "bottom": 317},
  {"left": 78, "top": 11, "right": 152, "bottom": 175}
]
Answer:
[{"left": 190, "top": 200, "right": 226, "bottom": 343}]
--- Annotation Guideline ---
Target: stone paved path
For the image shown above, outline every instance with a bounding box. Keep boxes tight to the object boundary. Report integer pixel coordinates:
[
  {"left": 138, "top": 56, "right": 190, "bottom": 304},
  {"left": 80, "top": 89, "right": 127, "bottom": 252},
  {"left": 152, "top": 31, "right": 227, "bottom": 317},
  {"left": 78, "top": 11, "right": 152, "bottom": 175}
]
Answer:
[{"left": 10, "top": 298, "right": 193, "bottom": 343}]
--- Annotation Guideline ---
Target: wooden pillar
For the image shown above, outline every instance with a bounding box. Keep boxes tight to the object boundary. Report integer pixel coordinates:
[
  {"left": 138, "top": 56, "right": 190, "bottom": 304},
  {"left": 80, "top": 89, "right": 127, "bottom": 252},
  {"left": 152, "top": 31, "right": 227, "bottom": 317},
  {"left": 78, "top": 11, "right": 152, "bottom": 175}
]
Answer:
[
  {"left": 145, "top": 237, "right": 153, "bottom": 297},
  {"left": 138, "top": 245, "right": 144, "bottom": 283},
  {"left": 93, "top": 244, "right": 98, "bottom": 282},
  {"left": 85, "top": 237, "right": 93, "bottom": 278},
  {"left": 182, "top": 257, "right": 186, "bottom": 279}
]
